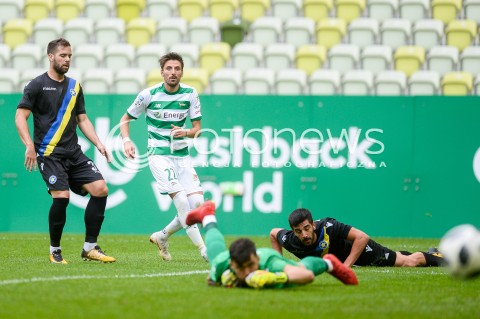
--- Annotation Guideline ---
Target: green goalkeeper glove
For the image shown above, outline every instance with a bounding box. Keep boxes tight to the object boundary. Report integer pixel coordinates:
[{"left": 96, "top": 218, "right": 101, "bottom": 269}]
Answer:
[{"left": 245, "top": 270, "right": 288, "bottom": 289}]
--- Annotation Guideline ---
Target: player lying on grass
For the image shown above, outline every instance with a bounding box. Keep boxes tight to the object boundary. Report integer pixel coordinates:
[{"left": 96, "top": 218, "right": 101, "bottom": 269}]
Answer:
[
  {"left": 186, "top": 202, "right": 358, "bottom": 289},
  {"left": 270, "top": 208, "right": 444, "bottom": 268}
]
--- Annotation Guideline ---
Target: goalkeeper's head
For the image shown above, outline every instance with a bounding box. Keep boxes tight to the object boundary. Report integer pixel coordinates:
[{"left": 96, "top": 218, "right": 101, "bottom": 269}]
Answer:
[{"left": 229, "top": 238, "right": 260, "bottom": 282}]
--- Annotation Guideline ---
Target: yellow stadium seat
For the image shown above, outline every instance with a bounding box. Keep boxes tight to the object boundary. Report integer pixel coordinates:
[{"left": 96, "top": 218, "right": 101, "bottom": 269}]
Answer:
[
  {"left": 199, "top": 42, "right": 231, "bottom": 75},
  {"left": 126, "top": 18, "right": 156, "bottom": 48},
  {"left": 441, "top": 72, "right": 473, "bottom": 95},
  {"left": 336, "top": 0, "right": 366, "bottom": 23},
  {"left": 304, "top": 0, "right": 333, "bottom": 22},
  {"left": 117, "top": 0, "right": 145, "bottom": 22},
  {"left": 181, "top": 68, "right": 209, "bottom": 94},
  {"left": 210, "top": 0, "right": 239, "bottom": 23},
  {"left": 147, "top": 69, "right": 163, "bottom": 87},
  {"left": 295, "top": 44, "right": 327, "bottom": 75},
  {"left": 316, "top": 18, "right": 347, "bottom": 49},
  {"left": 24, "top": 0, "right": 54, "bottom": 24},
  {"left": 178, "top": 0, "right": 208, "bottom": 22},
  {"left": 55, "top": 0, "right": 85, "bottom": 23},
  {"left": 2, "top": 19, "right": 33, "bottom": 49},
  {"left": 394, "top": 46, "right": 425, "bottom": 77},
  {"left": 240, "top": 0, "right": 270, "bottom": 23},
  {"left": 432, "top": 0, "right": 462, "bottom": 24},
  {"left": 446, "top": 20, "right": 477, "bottom": 51}
]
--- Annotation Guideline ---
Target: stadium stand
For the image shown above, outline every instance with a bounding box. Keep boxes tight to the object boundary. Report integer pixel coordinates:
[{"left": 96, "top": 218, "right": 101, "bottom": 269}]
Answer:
[
  {"left": 63, "top": 17, "right": 94, "bottom": 47},
  {"left": 374, "top": 70, "right": 407, "bottom": 95},
  {"left": 368, "top": 0, "right": 398, "bottom": 22},
  {"left": 243, "top": 68, "right": 275, "bottom": 94},
  {"left": 32, "top": 18, "right": 64, "bottom": 51},
  {"left": 264, "top": 43, "right": 296, "bottom": 71},
  {"left": 11, "top": 43, "right": 43, "bottom": 71},
  {"left": 188, "top": 17, "right": 220, "bottom": 46},
  {"left": 82, "top": 68, "right": 114, "bottom": 93},
  {"left": 408, "top": 70, "right": 441, "bottom": 95},
  {"left": 0, "top": 68, "right": 20, "bottom": 93},
  {"left": 199, "top": 42, "right": 231, "bottom": 75},
  {"left": 231, "top": 42, "right": 264, "bottom": 71},
  {"left": 275, "top": 68, "right": 308, "bottom": 95},
  {"left": 394, "top": 45, "right": 426, "bottom": 77},
  {"left": 328, "top": 44, "right": 361, "bottom": 73},
  {"left": 104, "top": 43, "right": 135, "bottom": 70},
  {"left": 147, "top": 0, "right": 178, "bottom": 20},
  {"left": 342, "top": 70, "right": 374, "bottom": 95},
  {"left": 181, "top": 67, "right": 209, "bottom": 93},
  {"left": 412, "top": 19, "right": 445, "bottom": 51},
  {"left": 272, "top": 0, "right": 303, "bottom": 21},
  {"left": 361, "top": 45, "right": 393, "bottom": 74},
  {"left": 284, "top": 17, "right": 315, "bottom": 48},
  {"left": 441, "top": 71, "right": 473, "bottom": 95},
  {"left": 240, "top": 0, "right": 270, "bottom": 23},
  {"left": 348, "top": 18, "right": 380, "bottom": 49},
  {"left": 126, "top": 18, "right": 156, "bottom": 48},
  {"left": 84, "top": 0, "right": 115, "bottom": 21},
  {"left": 0, "top": 0, "right": 23, "bottom": 22},
  {"left": 156, "top": 17, "right": 187, "bottom": 47},
  {"left": 399, "top": 0, "right": 430, "bottom": 22},
  {"left": 113, "top": 67, "right": 146, "bottom": 93},
  {"left": 461, "top": 46, "right": 480, "bottom": 74},
  {"left": 308, "top": 69, "right": 341, "bottom": 95},
  {"left": 209, "top": 68, "right": 243, "bottom": 93},
  {"left": 427, "top": 45, "right": 459, "bottom": 76},
  {"left": 116, "top": 0, "right": 145, "bottom": 22},
  {"left": 169, "top": 43, "right": 199, "bottom": 68},
  {"left": 295, "top": 44, "right": 327, "bottom": 75},
  {"left": 136, "top": 43, "right": 168, "bottom": 70},
  {"left": 94, "top": 18, "right": 126, "bottom": 47}
]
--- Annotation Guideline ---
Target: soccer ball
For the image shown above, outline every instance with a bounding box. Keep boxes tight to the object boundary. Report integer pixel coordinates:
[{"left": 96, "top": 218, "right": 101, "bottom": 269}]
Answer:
[{"left": 439, "top": 224, "right": 480, "bottom": 279}]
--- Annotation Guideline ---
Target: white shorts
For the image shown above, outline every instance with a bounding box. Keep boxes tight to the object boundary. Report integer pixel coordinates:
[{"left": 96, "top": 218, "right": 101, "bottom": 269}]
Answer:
[{"left": 148, "top": 155, "right": 202, "bottom": 195}]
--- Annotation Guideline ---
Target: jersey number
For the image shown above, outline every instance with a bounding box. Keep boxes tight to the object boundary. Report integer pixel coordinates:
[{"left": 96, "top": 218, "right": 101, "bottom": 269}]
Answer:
[{"left": 164, "top": 168, "right": 177, "bottom": 181}]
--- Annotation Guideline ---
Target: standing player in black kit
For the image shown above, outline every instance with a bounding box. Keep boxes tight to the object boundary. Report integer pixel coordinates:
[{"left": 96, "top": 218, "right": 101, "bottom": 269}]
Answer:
[{"left": 15, "top": 38, "right": 116, "bottom": 264}]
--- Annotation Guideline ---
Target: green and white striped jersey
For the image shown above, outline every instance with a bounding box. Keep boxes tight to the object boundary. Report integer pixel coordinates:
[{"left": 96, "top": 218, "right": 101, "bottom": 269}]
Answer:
[{"left": 127, "top": 82, "right": 202, "bottom": 157}]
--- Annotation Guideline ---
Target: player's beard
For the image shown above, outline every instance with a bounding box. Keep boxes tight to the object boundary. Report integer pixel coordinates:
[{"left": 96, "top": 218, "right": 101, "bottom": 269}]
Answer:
[{"left": 53, "top": 60, "right": 69, "bottom": 75}]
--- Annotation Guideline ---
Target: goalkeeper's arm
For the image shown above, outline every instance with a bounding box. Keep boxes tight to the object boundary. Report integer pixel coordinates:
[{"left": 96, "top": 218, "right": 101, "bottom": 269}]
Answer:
[{"left": 245, "top": 270, "right": 289, "bottom": 289}]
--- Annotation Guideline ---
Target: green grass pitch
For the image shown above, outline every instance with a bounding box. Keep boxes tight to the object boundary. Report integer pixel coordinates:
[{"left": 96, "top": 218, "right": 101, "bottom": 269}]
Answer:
[{"left": 0, "top": 233, "right": 479, "bottom": 319}]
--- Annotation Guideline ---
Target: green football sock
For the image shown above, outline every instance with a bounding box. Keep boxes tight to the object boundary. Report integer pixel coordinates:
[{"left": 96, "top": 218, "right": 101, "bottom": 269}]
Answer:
[
  {"left": 300, "top": 256, "right": 329, "bottom": 276},
  {"left": 204, "top": 223, "right": 227, "bottom": 262}
]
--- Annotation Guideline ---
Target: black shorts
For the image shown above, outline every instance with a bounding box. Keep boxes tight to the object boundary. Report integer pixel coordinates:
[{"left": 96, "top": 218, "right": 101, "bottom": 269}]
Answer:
[
  {"left": 37, "top": 149, "right": 104, "bottom": 196},
  {"left": 353, "top": 239, "right": 397, "bottom": 266}
]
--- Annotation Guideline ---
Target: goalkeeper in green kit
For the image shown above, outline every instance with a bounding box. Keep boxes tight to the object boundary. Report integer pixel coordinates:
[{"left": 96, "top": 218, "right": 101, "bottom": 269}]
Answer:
[{"left": 186, "top": 201, "right": 358, "bottom": 289}]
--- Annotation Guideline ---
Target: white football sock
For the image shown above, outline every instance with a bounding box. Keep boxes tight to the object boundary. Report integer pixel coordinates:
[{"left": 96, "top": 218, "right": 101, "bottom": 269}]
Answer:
[
  {"left": 83, "top": 242, "right": 97, "bottom": 252},
  {"left": 160, "top": 216, "right": 182, "bottom": 239},
  {"left": 172, "top": 191, "right": 190, "bottom": 227},
  {"left": 185, "top": 224, "right": 206, "bottom": 250},
  {"left": 50, "top": 246, "right": 61, "bottom": 254},
  {"left": 202, "top": 215, "right": 217, "bottom": 228}
]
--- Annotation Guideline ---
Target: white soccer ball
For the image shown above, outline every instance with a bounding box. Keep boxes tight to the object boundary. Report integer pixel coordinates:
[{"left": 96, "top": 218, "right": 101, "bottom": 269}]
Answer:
[{"left": 439, "top": 224, "right": 480, "bottom": 279}]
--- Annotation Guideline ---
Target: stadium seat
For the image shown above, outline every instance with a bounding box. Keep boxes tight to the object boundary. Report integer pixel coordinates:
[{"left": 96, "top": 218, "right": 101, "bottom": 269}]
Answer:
[
  {"left": 209, "top": 0, "right": 238, "bottom": 23},
  {"left": 361, "top": 45, "right": 393, "bottom": 74},
  {"left": 0, "top": 69, "right": 20, "bottom": 93},
  {"left": 427, "top": 45, "right": 459, "bottom": 76},
  {"left": 432, "top": 0, "right": 462, "bottom": 24},
  {"left": 63, "top": 18, "right": 94, "bottom": 47},
  {"left": 209, "top": 68, "right": 243, "bottom": 93},
  {"left": 19, "top": 68, "right": 48, "bottom": 90},
  {"left": 33, "top": 19, "right": 64, "bottom": 51},
  {"left": 465, "top": 0, "right": 480, "bottom": 23},
  {"left": 271, "top": 0, "right": 302, "bottom": 21},
  {"left": 316, "top": 18, "right": 347, "bottom": 49},
  {"left": 126, "top": 18, "right": 156, "bottom": 48},
  {"left": 295, "top": 44, "right": 327, "bottom": 75},
  {"left": 156, "top": 17, "right": 188, "bottom": 47},
  {"left": 181, "top": 68, "right": 209, "bottom": 93},
  {"left": 240, "top": 0, "right": 270, "bottom": 23},
  {"left": 84, "top": 0, "right": 115, "bottom": 21},
  {"left": 412, "top": 19, "right": 444, "bottom": 50},
  {"left": 104, "top": 43, "right": 135, "bottom": 70},
  {"left": 147, "top": 0, "right": 177, "bottom": 20},
  {"left": 82, "top": 68, "right": 114, "bottom": 93},
  {"left": 328, "top": 44, "right": 360, "bottom": 73},
  {"left": 394, "top": 46, "right": 425, "bottom": 77},
  {"left": 243, "top": 68, "right": 275, "bottom": 94},
  {"left": 231, "top": 42, "right": 264, "bottom": 71},
  {"left": 55, "top": 0, "right": 85, "bottom": 22},
  {"left": 94, "top": 18, "right": 125, "bottom": 48},
  {"left": 446, "top": 20, "right": 477, "bottom": 51},
  {"left": 381, "top": 18, "right": 412, "bottom": 50},
  {"left": 408, "top": 70, "right": 441, "bottom": 94},
  {"left": 336, "top": 0, "right": 366, "bottom": 23},
  {"left": 399, "top": 0, "right": 429, "bottom": 22},
  {"left": 199, "top": 42, "right": 231, "bottom": 75},
  {"left": 2, "top": 19, "right": 33, "bottom": 49},
  {"left": 146, "top": 69, "right": 163, "bottom": 87},
  {"left": 220, "top": 18, "right": 250, "bottom": 47},
  {"left": 0, "top": 44, "right": 11, "bottom": 69},
  {"left": 348, "top": 18, "right": 380, "bottom": 49},
  {"left": 11, "top": 44, "right": 42, "bottom": 72},
  {"left": 72, "top": 44, "right": 104, "bottom": 70},
  {"left": 65, "top": 67, "right": 83, "bottom": 82},
  {"left": 374, "top": 70, "right": 407, "bottom": 95},
  {"left": 461, "top": 46, "right": 480, "bottom": 74},
  {"left": 250, "top": 17, "right": 283, "bottom": 46},
  {"left": 264, "top": 43, "right": 296, "bottom": 71},
  {"left": 0, "top": 0, "right": 23, "bottom": 22},
  {"left": 113, "top": 68, "right": 146, "bottom": 93},
  {"left": 368, "top": 0, "right": 398, "bottom": 22},
  {"left": 275, "top": 68, "right": 307, "bottom": 95},
  {"left": 189, "top": 17, "right": 220, "bottom": 46},
  {"left": 135, "top": 43, "right": 168, "bottom": 71},
  {"left": 474, "top": 74, "right": 480, "bottom": 94},
  {"left": 178, "top": 0, "right": 208, "bottom": 22},
  {"left": 170, "top": 43, "right": 200, "bottom": 68},
  {"left": 304, "top": 0, "right": 333, "bottom": 21},
  {"left": 24, "top": 0, "right": 54, "bottom": 24},
  {"left": 342, "top": 70, "right": 374, "bottom": 95},
  {"left": 117, "top": 0, "right": 145, "bottom": 22},
  {"left": 441, "top": 71, "right": 473, "bottom": 95},
  {"left": 309, "top": 69, "right": 341, "bottom": 95},
  {"left": 284, "top": 17, "right": 315, "bottom": 47}
]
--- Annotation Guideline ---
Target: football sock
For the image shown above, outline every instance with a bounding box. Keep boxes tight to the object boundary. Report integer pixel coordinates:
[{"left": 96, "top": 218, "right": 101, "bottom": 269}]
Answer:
[
  {"left": 161, "top": 216, "right": 182, "bottom": 238},
  {"left": 187, "top": 193, "right": 204, "bottom": 209},
  {"left": 84, "top": 196, "right": 107, "bottom": 243},
  {"left": 172, "top": 191, "right": 190, "bottom": 227},
  {"left": 50, "top": 246, "right": 61, "bottom": 254},
  {"left": 422, "top": 252, "right": 444, "bottom": 266},
  {"left": 83, "top": 242, "right": 97, "bottom": 252},
  {"left": 185, "top": 224, "right": 206, "bottom": 250},
  {"left": 204, "top": 223, "right": 227, "bottom": 263},
  {"left": 202, "top": 215, "right": 217, "bottom": 228},
  {"left": 49, "top": 198, "right": 69, "bottom": 247},
  {"left": 300, "top": 256, "right": 329, "bottom": 276}
]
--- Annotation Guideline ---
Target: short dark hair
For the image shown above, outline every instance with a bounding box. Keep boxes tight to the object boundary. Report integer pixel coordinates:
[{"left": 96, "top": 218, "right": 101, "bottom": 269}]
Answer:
[
  {"left": 229, "top": 238, "right": 257, "bottom": 265},
  {"left": 288, "top": 208, "right": 314, "bottom": 228},
  {"left": 47, "top": 38, "right": 71, "bottom": 55},
  {"left": 158, "top": 52, "right": 184, "bottom": 70}
]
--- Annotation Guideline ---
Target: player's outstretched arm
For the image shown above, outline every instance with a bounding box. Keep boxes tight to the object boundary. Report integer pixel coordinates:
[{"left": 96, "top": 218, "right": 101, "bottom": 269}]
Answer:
[
  {"left": 344, "top": 227, "right": 370, "bottom": 267},
  {"left": 269, "top": 228, "right": 284, "bottom": 255}
]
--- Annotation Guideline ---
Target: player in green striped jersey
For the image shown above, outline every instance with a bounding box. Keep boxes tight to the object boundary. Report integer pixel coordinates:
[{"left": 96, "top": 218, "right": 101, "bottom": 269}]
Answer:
[{"left": 119, "top": 52, "right": 207, "bottom": 262}]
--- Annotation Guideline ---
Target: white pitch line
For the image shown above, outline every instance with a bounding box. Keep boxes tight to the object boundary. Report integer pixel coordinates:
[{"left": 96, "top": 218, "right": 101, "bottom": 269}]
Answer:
[{"left": 0, "top": 270, "right": 210, "bottom": 286}]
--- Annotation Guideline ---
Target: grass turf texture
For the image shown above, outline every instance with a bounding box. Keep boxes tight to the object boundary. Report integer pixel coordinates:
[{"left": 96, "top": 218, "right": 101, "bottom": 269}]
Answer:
[{"left": 0, "top": 233, "right": 479, "bottom": 319}]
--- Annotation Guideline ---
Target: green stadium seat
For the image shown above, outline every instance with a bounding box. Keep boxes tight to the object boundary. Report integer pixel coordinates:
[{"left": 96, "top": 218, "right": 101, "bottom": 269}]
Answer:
[{"left": 220, "top": 18, "right": 250, "bottom": 48}]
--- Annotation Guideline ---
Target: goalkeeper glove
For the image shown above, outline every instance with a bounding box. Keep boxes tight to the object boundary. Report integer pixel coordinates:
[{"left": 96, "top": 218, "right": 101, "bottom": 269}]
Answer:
[
  {"left": 221, "top": 269, "right": 239, "bottom": 288},
  {"left": 245, "top": 270, "right": 288, "bottom": 289}
]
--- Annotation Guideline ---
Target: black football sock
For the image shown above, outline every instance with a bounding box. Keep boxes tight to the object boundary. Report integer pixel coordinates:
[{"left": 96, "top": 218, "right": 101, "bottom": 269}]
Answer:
[
  {"left": 49, "top": 198, "right": 69, "bottom": 247},
  {"left": 84, "top": 196, "right": 107, "bottom": 243}
]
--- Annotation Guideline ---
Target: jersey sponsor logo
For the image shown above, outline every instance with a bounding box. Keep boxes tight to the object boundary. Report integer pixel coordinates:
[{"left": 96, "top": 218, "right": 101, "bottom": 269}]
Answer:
[
  {"left": 42, "top": 87, "right": 57, "bottom": 91},
  {"left": 48, "top": 175, "right": 57, "bottom": 184},
  {"left": 162, "top": 111, "right": 186, "bottom": 120},
  {"left": 365, "top": 245, "right": 373, "bottom": 252}
]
